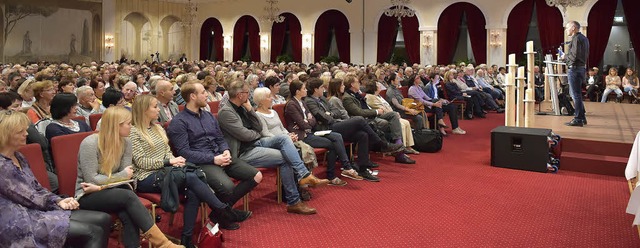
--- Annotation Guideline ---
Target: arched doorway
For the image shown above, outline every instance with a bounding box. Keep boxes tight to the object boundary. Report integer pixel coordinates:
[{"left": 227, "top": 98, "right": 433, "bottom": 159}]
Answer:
[
  {"left": 588, "top": 0, "right": 638, "bottom": 70},
  {"left": 376, "top": 7, "right": 420, "bottom": 64},
  {"left": 437, "top": 2, "right": 486, "bottom": 65},
  {"left": 314, "top": 9, "right": 350, "bottom": 63},
  {"left": 122, "top": 12, "right": 151, "bottom": 61},
  {"left": 232, "top": 15, "right": 260, "bottom": 62},
  {"left": 160, "top": 15, "right": 183, "bottom": 61},
  {"left": 199, "top": 17, "right": 223, "bottom": 61},
  {"left": 271, "top": 13, "right": 301, "bottom": 63},
  {"left": 93, "top": 15, "right": 101, "bottom": 61},
  {"left": 507, "top": 0, "right": 563, "bottom": 64}
]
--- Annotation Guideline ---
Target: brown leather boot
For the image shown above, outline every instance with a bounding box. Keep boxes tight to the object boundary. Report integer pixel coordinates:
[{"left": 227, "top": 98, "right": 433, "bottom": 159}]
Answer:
[
  {"left": 286, "top": 201, "right": 317, "bottom": 215},
  {"left": 298, "top": 174, "right": 330, "bottom": 187},
  {"left": 143, "top": 224, "right": 184, "bottom": 248}
]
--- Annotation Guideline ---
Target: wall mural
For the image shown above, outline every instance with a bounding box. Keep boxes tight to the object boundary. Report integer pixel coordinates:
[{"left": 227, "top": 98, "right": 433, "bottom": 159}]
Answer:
[{"left": 2, "top": 3, "right": 100, "bottom": 64}]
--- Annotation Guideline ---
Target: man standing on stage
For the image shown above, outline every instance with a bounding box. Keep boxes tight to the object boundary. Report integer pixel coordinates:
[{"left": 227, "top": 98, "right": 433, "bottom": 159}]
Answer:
[{"left": 562, "top": 20, "right": 589, "bottom": 127}]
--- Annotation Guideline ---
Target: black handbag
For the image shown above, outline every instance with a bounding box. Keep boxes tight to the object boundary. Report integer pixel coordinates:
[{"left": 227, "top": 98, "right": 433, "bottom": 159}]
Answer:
[
  {"left": 153, "top": 163, "right": 207, "bottom": 213},
  {"left": 412, "top": 129, "right": 443, "bottom": 153}
]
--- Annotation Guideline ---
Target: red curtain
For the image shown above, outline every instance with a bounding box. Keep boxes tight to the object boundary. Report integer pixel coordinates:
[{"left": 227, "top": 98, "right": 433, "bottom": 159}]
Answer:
[
  {"left": 247, "top": 17, "right": 260, "bottom": 62},
  {"left": 587, "top": 0, "right": 617, "bottom": 67},
  {"left": 622, "top": 0, "right": 640, "bottom": 63},
  {"left": 535, "top": 0, "right": 564, "bottom": 56},
  {"left": 233, "top": 16, "right": 260, "bottom": 61},
  {"left": 314, "top": 9, "right": 350, "bottom": 63},
  {"left": 270, "top": 13, "right": 302, "bottom": 62},
  {"left": 288, "top": 14, "right": 302, "bottom": 62},
  {"left": 507, "top": 0, "right": 534, "bottom": 62},
  {"left": 199, "top": 18, "right": 223, "bottom": 61},
  {"left": 465, "top": 5, "right": 487, "bottom": 64},
  {"left": 437, "top": 4, "right": 464, "bottom": 65},
  {"left": 377, "top": 14, "right": 399, "bottom": 63},
  {"left": 232, "top": 17, "right": 247, "bottom": 61},
  {"left": 270, "top": 17, "right": 287, "bottom": 62},
  {"left": 401, "top": 15, "right": 420, "bottom": 64}
]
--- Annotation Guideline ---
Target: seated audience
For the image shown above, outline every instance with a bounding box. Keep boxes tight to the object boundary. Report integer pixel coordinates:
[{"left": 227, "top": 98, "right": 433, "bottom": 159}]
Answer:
[
  {"left": 0, "top": 110, "right": 111, "bottom": 248},
  {"left": 58, "top": 78, "right": 76, "bottom": 94},
  {"left": 601, "top": 67, "right": 623, "bottom": 102},
  {"left": 585, "top": 68, "right": 602, "bottom": 102},
  {"left": 76, "top": 86, "right": 104, "bottom": 124},
  {"left": 17, "top": 78, "right": 36, "bottom": 108},
  {"left": 385, "top": 73, "right": 426, "bottom": 130},
  {"left": 284, "top": 81, "right": 354, "bottom": 185},
  {"left": 166, "top": 82, "right": 263, "bottom": 220},
  {"left": 45, "top": 93, "right": 92, "bottom": 143},
  {"left": 75, "top": 106, "right": 182, "bottom": 248},
  {"left": 407, "top": 74, "right": 464, "bottom": 135},
  {"left": 622, "top": 68, "right": 639, "bottom": 99},
  {"left": 444, "top": 70, "right": 483, "bottom": 119},
  {"left": 341, "top": 75, "right": 415, "bottom": 164},
  {"left": 27, "top": 80, "right": 56, "bottom": 124},
  {"left": 154, "top": 79, "right": 179, "bottom": 124},
  {"left": 130, "top": 95, "right": 247, "bottom": 243},
  {"left": 364, "top": 81, "right": 420, "bottom": 151},
  {"left": 217, "top": 80, "right": 327, "bottom": 214},
  {"left": 122, "top": 81, "right": 138, "bottom": 107},
  {"left": 308, "top": 78, "right": 405, "bottom": 179},
  {"left": 264, "top": 76, "right": 287, "bottom": 105}
]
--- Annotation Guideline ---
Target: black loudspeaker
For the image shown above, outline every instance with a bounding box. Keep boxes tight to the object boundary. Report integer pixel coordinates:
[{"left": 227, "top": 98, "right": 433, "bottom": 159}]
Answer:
[{"left": 491, "top": 126, "right": 552, "bottom": 172}]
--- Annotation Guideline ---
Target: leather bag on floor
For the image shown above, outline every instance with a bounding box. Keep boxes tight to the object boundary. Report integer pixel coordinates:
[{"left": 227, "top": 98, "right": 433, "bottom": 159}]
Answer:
[{"left": 412, "top": 129, "right": 443, "bottom": 153}]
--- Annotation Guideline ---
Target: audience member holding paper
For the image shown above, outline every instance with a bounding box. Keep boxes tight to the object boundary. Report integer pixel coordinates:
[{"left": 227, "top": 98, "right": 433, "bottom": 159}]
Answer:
[
  {"left": 74, "top": 106, "right": 182, "bottom": 248},
  {"left": 285, "top": 80, "right": 366, "bottom": 184}
]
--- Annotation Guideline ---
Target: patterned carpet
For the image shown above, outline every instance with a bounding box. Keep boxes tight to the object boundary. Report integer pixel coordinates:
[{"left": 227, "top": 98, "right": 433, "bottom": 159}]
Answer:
[{"left": 110, "top": 112, "right": 639, "bottom": 247}]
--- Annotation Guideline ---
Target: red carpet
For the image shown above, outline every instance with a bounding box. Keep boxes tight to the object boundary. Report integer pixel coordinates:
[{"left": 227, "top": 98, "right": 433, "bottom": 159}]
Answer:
[{"left": 111, "top": 113, "right": 639, "bottom": 247}]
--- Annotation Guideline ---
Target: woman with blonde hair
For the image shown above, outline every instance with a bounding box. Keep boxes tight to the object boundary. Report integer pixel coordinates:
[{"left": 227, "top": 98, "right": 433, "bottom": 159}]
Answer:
[
  {"left": 26, "top": 80, "right": 56, "bottom": 123},
  {"left": 130, "top": 95, "right": 246, "bottom": 246},
  {"left": 0, "top": 110, "right": 111, "bottom": 248},
  {"left": 17, "top": 78, "right": 36, "bottom": 108},
  {"left": 75, "top": 106, "right": 183, "bottom": 248},
  {"left": 202, "top": 75, "right": 223, "bottom": 102}
]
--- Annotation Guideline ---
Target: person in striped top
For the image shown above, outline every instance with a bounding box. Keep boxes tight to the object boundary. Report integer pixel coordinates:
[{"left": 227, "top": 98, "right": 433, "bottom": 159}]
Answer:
[{"left": 130, "top": 95, "right": 249, "bottom": 247}]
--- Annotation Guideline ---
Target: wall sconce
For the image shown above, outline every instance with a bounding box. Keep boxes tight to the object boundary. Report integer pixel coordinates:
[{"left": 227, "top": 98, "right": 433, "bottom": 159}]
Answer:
[
  {"left": 223, "top": 36, "right": 231, "bottom": 50},
  {"left": 260, "top": 35, "right": 269, "bottom": 50},
  {"left": 104, "top": 35, "right": 114, "bottom": 52},
  {"left": 302, "top": 34, "right": 312, "bottom": 51},
  {"left": 490, "top": 31, "right": 502, "bottom": 47},
  {"left": 422, "top": 34, "right": 432, "bottom": 48},
  {"left": 614, "top": 44, "right": 621, "bottom": 52}
]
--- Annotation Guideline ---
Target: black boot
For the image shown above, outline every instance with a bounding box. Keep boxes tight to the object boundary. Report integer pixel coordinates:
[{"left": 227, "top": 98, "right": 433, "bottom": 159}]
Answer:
[
  {"left": 181, "top": 235, "right": 196, "bottom": 248},
  {"left": 209, "top": 206, "right": 240, "bottom": 230},
  {"left": 230, "top": 208, "right": 252, "bottom": 222}
]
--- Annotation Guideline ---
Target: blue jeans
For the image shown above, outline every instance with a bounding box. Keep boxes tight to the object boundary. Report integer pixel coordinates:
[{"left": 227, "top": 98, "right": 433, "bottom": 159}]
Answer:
[
  {"left": 567, "top": 67, "right": 586, "bottom": 121},
  {"left": 239, "top": 134, "right": 309, "bottom": 205}
]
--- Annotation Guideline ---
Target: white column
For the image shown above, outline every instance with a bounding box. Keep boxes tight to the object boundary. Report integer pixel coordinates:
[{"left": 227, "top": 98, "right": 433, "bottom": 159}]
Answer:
[
  {"left": 260, "top": 33, "right": 270, "bottom": 63},
  {"left": 223, "top": 35, "right": 232, "bottom": 61},
  {"left": 302, "top": 33, "right": 313, "bottom": 65},
  {"left": 102, "top": 0, "right": 116, "bottom": 62},
  {"left": 420, "top": 29, "right": 436, "bottom": 65},
  {"left": 487, "top": 28, "right": 506, "bottom": 67}
]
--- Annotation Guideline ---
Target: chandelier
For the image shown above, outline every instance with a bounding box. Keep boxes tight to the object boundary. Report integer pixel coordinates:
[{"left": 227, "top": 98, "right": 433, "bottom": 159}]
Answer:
[
  {"left": 384, "top": 0, "right": 415, "bottom": 21},
  {"left": 545, "top": 0, "right": 587, "bottom": 15},
  {"left": 181, "top": 0, "right": 198, "bottom": 28},
  {"left": 260, "top": 0, "right": 285, "bottom": 23}
]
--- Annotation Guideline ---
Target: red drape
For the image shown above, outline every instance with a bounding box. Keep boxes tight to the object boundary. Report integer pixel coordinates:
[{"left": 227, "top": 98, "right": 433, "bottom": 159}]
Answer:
[
  {"left": 401, "top": 15, "right": 420, "bottom": 64},
  {"left": 270, "top": 13, "right": 302, "bottom": 62},
  {"left": 377, "top": 14, "right": 399, "bottom": 63},
  {"left": 233, "top": 16, "right": 260, "bottom": 61},
  {"left": 270, "top": 17, "right": 287, "bottom": 62},
  {"left": 437, "top": 4, "right": 464, "bottom": 65},
  {"left": 247, "top": 17, "right": 260, "bottom": 62},
  {"left": 465, "top": 6, "right": 487, "bottom": 64},
  {"left": 535, "top": 0, "right": 564, "bottom": 56},
  {"left": 587, "top": 0, "right": 617, "bottom": 67},
  {"left": 232, "top": 17, "right": 246, "bottom": 61},
  {"left": 314, "top": 9, "right": 350, "bottom": 63},
  {"left": 507, "top": 0, "right": 535, "bottom": 62},
  {"left": 288, "top": 15, "right": 302, "bottom": 62},
  {"left": 199, "top": 18, "right": 223, "bottom": 61},
  {"left": 622, "top": 0, "right": 640, "bottom": 63}
]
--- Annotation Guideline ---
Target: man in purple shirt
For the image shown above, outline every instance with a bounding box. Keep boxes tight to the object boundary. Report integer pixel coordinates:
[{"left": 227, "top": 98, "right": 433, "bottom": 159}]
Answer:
[{"left": 167, "top": 82, "right": 260, "bottom": 229}]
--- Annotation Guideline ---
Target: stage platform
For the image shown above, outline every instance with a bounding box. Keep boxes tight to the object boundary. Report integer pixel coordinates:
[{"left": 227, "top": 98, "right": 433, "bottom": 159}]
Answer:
[{"left": 532, "top": 101, "right": 638, "bottom": 176}]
